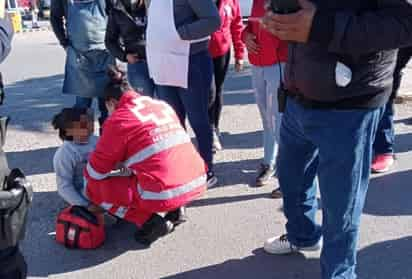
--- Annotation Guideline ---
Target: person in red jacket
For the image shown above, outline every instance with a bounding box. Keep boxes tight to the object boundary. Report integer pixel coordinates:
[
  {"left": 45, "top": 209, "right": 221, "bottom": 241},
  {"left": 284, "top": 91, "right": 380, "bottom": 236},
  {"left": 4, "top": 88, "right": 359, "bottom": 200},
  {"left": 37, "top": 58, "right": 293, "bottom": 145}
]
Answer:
[
  {"left": 84, "top": 67, "right": 207, "bottom": 246},
  {"left": 242, "top": 0, "right": 287, "bottom": 195},
  {"left": 208, "top": 0, "right": 245, "bottom": 151}
]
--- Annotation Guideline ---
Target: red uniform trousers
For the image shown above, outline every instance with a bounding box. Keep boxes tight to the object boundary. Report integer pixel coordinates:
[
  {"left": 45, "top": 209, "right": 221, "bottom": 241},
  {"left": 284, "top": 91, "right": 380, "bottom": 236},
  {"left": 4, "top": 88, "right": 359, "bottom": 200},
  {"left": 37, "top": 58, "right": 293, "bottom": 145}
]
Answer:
[{"left": 85, "top": 175, "right": 152, "bottom": 227}]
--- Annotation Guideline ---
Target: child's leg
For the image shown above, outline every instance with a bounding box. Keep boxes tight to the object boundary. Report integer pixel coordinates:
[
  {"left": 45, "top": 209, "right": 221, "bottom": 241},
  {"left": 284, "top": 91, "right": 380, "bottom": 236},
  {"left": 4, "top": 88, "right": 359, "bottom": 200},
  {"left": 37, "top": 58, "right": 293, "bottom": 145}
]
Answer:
[{"left": 84, "top": 176, "right": 152, "bottom": 227}]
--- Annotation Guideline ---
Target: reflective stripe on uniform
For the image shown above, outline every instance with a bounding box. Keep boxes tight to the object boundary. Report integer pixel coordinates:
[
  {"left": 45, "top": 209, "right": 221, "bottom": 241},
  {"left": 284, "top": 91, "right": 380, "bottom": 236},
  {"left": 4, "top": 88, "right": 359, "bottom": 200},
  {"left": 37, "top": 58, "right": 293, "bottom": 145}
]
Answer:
[
  {"left": 86, "top": 162, "right": 110, "bottom": 180},
  {"left": 124, "top": 131, "right": 190, "bottom": 167},
  {"left": 114, "top": 206, "right": 128, "bottom": 218},
  {"left": 137, "top": 174, "right": 206, "bottom": 201},
  {"left": 100, "top": 202, "right": 113, "bottom": 211},
  {"left": 82, "top": 177, "right": 89, "bottom": 200}
]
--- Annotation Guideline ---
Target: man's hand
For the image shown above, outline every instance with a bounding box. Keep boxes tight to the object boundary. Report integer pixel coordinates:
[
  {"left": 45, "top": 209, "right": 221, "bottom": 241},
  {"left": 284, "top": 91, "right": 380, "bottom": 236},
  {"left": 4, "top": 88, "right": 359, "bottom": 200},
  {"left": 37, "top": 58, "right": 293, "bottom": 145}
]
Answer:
[
  {"left": 126, "top": 53, "right": 139, "bottom": 64},
  {"left": 235, "top": 59, "right": 244, "bottom": 72},
  {"left": 262, "top": 0, "right": 316, "bottom": 43},
  {"left": 244, "top": 32, "right": 260, "bottom": 54}
]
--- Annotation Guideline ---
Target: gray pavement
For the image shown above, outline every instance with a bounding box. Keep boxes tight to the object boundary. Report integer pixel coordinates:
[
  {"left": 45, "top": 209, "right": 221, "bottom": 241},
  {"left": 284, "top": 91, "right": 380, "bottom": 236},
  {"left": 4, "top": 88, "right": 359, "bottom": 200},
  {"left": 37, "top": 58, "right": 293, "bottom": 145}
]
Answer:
[{"left": 0, "top": 32, "right": 412, "bottom": 279}]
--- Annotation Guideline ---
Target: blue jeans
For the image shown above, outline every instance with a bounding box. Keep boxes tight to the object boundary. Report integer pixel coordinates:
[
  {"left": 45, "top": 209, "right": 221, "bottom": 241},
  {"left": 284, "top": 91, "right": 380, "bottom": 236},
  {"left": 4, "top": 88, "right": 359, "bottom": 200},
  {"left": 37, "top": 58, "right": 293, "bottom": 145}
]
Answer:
[
  {"left": 74, "top": 96, "right": 108, "bottom": 126},
  {"left": 156, "top": 51, "right": 213, "bottom": 170},
  {"left": 373, "top": 101, "right": 394, "bottom": 154},
  {"left": 252, "top": 64, "right": 284, "bottom": 168},
  {"left": 127, "top": 61, "right": 155, "bottom": 97},
  {"left": 278, "top": 98, "right": 383, "bottom": 279}
]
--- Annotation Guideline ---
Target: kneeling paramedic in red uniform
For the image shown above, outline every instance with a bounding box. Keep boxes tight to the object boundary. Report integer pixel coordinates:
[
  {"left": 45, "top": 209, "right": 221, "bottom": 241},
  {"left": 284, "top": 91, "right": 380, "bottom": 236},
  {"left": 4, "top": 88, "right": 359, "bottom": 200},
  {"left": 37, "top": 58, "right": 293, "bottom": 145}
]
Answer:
[{"left": 84, "top": 67, "right": 207, "bottom": 246}]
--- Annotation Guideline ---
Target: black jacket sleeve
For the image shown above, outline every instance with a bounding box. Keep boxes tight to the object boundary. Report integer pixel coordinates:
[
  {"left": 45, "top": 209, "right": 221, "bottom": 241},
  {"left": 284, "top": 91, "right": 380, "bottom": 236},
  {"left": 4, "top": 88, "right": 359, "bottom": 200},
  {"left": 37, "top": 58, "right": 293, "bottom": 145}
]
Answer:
[
  {"left": 0, "top": 19, "right": 13, "bottom": 63},
  {"left": 105, "top": 13, "right": 127, "bottom": 62},
  {"left": 50, "top": 0, "right": 69, "bottom": 48},
  {"left": 309, "top": 0, "right": 412, "bottom": 55}
]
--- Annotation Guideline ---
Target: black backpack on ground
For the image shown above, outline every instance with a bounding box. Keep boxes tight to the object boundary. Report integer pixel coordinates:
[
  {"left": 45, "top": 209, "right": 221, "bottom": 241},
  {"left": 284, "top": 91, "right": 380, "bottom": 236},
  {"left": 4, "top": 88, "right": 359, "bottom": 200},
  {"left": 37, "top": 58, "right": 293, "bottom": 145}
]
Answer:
[{"left": 0, "top": 116, "right": 32, "bottom": 279}]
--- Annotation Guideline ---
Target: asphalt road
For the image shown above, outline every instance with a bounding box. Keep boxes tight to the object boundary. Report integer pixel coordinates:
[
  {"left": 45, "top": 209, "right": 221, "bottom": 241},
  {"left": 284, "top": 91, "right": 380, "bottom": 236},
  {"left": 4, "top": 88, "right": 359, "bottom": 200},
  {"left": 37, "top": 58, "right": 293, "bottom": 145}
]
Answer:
[{"left": 1, "top": 32, "right": 412, "bottom": 279}]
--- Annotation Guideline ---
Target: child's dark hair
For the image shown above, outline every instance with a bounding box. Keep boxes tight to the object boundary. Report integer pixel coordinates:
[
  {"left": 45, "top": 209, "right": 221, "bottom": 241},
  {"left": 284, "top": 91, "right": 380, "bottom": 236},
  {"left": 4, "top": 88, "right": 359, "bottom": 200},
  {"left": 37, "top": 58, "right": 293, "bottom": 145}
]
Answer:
[
  {"left": 52, "top": 108, "right": 93, "bottom": 141},
  {"left": 104, "top": 65, "right": 133, "bottom": 102}
]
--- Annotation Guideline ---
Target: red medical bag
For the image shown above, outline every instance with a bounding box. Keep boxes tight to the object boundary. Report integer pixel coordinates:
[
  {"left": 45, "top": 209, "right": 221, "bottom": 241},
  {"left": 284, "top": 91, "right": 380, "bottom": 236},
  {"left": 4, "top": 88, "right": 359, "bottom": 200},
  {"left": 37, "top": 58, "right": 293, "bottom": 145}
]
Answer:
[{"left": 56, "top": 206, "right": 105, "bottom": 249}]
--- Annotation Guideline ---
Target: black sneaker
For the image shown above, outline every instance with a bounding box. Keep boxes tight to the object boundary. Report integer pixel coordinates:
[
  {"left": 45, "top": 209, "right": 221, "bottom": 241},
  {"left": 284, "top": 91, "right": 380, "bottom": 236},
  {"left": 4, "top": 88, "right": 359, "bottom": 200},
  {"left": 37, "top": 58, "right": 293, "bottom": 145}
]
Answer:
[
  {"left": 255, "top": 164, "right": 275, "bottom": 187},
  {"left": 165, "top": 207, "right": 188, "bottom": 226},
  {"left": 207, "top": 171, "right": 218, "bottom": 188},
  {"left": 135, "top": 214, "right": 174, "bottom": 246}
]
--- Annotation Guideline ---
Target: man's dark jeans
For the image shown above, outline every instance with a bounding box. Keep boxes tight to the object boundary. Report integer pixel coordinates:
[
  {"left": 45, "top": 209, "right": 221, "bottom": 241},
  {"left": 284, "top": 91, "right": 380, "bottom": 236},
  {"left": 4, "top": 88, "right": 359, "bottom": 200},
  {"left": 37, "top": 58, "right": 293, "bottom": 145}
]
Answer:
[{"left": 278, "top": 98, "right": 383, "bottom": 279}]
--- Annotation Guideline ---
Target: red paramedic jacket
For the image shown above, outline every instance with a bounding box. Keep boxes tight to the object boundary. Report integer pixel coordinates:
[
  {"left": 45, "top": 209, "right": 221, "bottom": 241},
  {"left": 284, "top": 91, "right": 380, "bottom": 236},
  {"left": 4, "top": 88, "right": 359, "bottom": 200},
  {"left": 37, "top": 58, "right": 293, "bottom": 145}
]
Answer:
[
  {"left": 84, "top": 91, "right": 207, "bottom": 212},
  {"left": 241, "top": 0, "right": 288, "bottom": 66},
  {"left": 208, "top": 0, "right": 245, "bottom": 60}
]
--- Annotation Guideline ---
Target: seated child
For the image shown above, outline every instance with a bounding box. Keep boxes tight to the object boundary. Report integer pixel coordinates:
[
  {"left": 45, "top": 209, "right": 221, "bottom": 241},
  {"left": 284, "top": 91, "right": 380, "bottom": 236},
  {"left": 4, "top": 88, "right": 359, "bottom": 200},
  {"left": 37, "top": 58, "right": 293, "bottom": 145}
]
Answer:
[{"left": 52, "top": 108, "right": 97, "bottom": 208}]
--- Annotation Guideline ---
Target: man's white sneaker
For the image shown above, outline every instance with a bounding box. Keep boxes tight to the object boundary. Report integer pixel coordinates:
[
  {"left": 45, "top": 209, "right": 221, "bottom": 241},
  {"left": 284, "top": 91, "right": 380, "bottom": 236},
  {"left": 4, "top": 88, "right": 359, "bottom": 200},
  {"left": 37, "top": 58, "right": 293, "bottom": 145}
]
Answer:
[{"left": 264, "top": 234, "right": 322, "bottom": 255}]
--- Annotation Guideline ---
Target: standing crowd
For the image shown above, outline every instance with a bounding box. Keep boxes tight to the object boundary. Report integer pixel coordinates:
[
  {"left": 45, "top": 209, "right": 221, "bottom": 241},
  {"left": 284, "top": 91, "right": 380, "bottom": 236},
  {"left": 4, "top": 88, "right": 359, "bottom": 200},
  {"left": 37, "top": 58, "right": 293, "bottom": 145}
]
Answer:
[{"left": 45, "top": 0, "right": 412, "bottom": 278}]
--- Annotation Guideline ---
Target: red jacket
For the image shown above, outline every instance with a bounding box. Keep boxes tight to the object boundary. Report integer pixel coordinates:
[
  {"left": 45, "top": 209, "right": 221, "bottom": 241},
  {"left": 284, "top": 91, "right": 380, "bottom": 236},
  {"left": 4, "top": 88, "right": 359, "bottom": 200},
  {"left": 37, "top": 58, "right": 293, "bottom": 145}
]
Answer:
[
  {"left": 241, "top": 0, "right": 288, "bottom": 66},
  {"left": 208, "top": 0, "right": 245, "bottom": 60},
  {"left": 85, "top": 91, "right": 207, "bottom": 212}
]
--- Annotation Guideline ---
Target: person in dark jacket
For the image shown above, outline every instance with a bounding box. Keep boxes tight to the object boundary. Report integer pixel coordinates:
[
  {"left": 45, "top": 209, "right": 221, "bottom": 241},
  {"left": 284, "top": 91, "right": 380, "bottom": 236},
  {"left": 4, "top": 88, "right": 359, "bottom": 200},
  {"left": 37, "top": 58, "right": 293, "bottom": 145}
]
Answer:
[
  {"left": 371, "top": 46, "right": 412, "bottom": 173},
  {"left": 0, "top": 11, "right": 27, "bottom": 279},
  {"left": 105, "top": 0, "right": 154, "bottom": 97},
  {"left": 260, "top": 0, "right": 412, "bottom": 278},
  {"left": 50, "top": 0, "right": 115, "bottom": 129}
]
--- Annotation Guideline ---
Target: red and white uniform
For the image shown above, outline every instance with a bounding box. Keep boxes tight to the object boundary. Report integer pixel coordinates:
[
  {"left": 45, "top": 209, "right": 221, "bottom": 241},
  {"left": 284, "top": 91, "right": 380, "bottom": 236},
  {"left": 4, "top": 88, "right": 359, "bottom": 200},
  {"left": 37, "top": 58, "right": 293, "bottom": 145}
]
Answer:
[{"left": 84, "top": 91, "right": 207, "bottom": 226}]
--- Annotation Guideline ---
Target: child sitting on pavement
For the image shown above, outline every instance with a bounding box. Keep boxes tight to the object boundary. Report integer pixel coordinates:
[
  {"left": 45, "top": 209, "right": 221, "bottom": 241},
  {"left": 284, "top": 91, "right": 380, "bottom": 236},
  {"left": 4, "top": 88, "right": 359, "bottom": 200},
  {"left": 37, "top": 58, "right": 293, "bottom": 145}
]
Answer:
[{"left": 52, "top": 108, "right": 99, "bottom": 211}]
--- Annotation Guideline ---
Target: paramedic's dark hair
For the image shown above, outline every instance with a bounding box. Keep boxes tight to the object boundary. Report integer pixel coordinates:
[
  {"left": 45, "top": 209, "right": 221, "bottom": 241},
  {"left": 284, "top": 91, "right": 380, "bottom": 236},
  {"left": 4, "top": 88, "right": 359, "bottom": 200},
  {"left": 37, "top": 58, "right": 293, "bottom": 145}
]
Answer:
[
  {"left": 52, "top": 108, "right": 93, "bottom": 141},
  {"left": 104, "top": 65, "right": 133, "bottom": 102}
]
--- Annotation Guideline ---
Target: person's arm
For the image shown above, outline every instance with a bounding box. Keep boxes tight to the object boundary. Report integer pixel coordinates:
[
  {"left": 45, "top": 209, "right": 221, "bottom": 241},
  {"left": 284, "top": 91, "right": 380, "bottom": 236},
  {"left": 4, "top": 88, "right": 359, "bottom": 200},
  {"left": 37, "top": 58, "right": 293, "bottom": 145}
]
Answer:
[
  {"left": 86, "top": 120, "right": 126, "bottom": 181},
  {"left": 0, "top": 19, "right": 13, "bottom": 63},
  {"left": 54, "top": 148, "right": 90, "bottom": 207},
  {"left": 310, "top": 0, "right": 412, "bottom": 55},
  {"left": 50, "top": 0, "right": 69, "bottom": 48},
  {"left": 231, "top": 0, "right": 245, "bottom": 61},
  {"left": 177, "top": 0, "right": 221, "bottom": 41},
  {"left": 105, "top": 13, "right": 127, "bottom": 62}
]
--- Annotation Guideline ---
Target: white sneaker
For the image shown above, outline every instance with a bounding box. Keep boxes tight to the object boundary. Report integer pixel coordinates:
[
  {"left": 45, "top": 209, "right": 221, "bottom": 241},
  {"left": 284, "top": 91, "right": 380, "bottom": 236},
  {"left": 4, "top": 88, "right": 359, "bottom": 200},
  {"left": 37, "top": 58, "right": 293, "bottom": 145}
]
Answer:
[{"left": 264, "top": 234, "right": 322, "bottom": 255}]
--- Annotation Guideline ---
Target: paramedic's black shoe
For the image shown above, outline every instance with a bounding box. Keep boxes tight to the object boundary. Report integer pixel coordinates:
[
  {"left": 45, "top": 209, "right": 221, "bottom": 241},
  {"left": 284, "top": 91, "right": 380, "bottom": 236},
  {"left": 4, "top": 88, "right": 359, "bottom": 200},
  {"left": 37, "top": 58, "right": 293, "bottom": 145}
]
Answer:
[
  {"left": 165, "top": 207, "right": 187, "bottom": 226},
  {"left": 135, "top": 214, "right": 174, "bottom": 246}
]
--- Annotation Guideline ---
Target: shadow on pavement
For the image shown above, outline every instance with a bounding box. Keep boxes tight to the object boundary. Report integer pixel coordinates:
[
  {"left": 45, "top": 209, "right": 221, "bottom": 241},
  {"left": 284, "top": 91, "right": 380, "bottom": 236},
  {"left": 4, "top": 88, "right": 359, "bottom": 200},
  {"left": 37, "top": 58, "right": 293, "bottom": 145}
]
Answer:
[
  {"left": 394, "top": 132, "right": 412, "bottom": 153},
  {"left": 190, "top": 192, "right": 272, "bottom": 208},
  {"left": 160, "top": 237, "right": 412, "bottom": 279},
  {"left": 357, "top": 236, "right": 412, "bottom": 278},
  {"left": 161, "top": 248, "right": 320, "bottom": 279},
  {"left": 365, "top": 169, "right": 412, "bottom": 216},
  {"left": 223, "top": 68, "right": 255, "bottom": 106},
  {"left": 25, "top": 191, "right": 148, "bottom": 277},
  {"left": 394, "top": 117, "right": 412, "bottom": 125},
  {"left": 3, "top": 74, "right": 72, "bottom": 133},
  {"left": 220, "top": 130, "right": 261, "bottom": 150},
  {"left": 214, "top": 158, "right": 261, "bottom": 187},
  {"left": 7, "top": 146, "right": 57, "bottom": 176}
]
